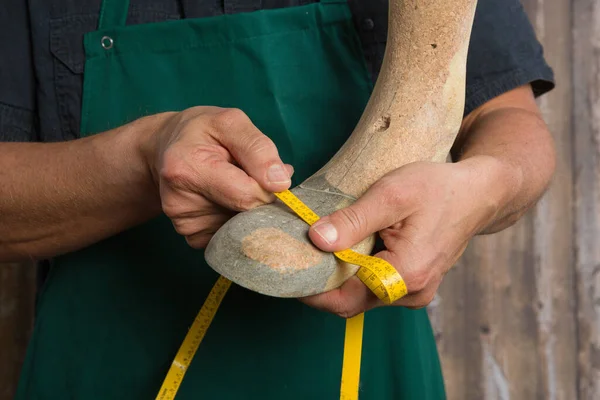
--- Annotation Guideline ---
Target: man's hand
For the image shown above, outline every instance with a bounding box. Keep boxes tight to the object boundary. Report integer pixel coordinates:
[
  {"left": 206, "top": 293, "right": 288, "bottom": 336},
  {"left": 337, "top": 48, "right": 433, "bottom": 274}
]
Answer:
[
  {"left": 301, "top": 84, "right": 556, "bottom": 318},
  {"left": 302, "top": 158, "right": 506, "bottom": 317},
  {"left": 144, "top": 107, "right": 293, "bottom": 248},
  {"left": 0, "top": 106, "right": 292, "bottom": 261}
]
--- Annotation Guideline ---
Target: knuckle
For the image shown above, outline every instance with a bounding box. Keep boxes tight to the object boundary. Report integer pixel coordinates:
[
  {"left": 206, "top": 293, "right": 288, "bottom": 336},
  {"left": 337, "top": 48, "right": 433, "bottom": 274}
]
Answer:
[
  {"left": 242, "top": 133, "right": 275, "bottom": 156},
  {"left": 161, "top": 202, "right": 180, "bottom": 220},
  {"left": 160, "top": 197, "right": 191, "bottom": 221},
  {"left": 232, "top": 191, "right": 261, "bottom": 211},
  {"left": 417, "top": 292, "right": 436, "bottom": 308},
  {"left": 336, "top": 310, "right": 352, "bottom": 319},
  {"left": 170, "top": 218, "right": 197, "bottom": 237},
  {"left": 160, "top": 167, "right": 184, "bottom": 188},
  {"left": 323, "top": 294, "right": 351, "bottom": 318},
  {"left": 336, "top": 206, "right": 367, "bottom": 234},
  {"left": 327, "top": 296, "right": 362, "bottom": 319},
  {"left": 171, "top": 220, "right": 190, "bottom": 235},
  {"left": 211, "top": 108, "right": 248, "bottom": 132},
  {"left": 159, "top": 151, "right": 189, "bottom": 187},
  {"left": 186, "top": 234, "right": 212, "bottom": 249},
  {"left": 406, "top": 270, "right": 430, "bottom": 293},
  {"left": 332, "top": 304, "right": 352, "bottom": 319}
]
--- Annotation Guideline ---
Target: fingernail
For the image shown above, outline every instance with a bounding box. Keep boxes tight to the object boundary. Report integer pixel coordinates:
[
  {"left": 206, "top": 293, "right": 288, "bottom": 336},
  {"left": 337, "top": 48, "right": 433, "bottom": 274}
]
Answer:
[
  {"left": 313, "top": 222, "right": 338, "bottom": 245},
  {"left": 267, "top": 164, "right": 290, "bottom": 184}
]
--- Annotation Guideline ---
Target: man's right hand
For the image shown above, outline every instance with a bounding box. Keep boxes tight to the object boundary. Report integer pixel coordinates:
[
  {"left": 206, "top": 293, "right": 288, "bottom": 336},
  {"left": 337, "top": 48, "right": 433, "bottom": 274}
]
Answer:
[
  {"left": 143, "top": 107, "right": 293, "bottom": 248},
  {"left": 0, "top": 106, "right": 291, "bottom": 262}
]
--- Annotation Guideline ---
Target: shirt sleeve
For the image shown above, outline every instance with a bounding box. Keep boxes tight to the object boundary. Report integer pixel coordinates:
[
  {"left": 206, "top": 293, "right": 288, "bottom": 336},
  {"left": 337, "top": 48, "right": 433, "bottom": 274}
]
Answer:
[
  {"left": 464, "top": 0, "right": 555, "bottom": 115},
  {"left": 0, "top": 0, "right": 38, "bottom": 142}
]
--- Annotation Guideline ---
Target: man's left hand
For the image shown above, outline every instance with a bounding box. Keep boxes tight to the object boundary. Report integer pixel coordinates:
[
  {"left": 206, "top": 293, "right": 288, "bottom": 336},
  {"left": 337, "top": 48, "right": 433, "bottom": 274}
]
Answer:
[{"left": 302, "top": 157, "right": 507, "bottom": 318}]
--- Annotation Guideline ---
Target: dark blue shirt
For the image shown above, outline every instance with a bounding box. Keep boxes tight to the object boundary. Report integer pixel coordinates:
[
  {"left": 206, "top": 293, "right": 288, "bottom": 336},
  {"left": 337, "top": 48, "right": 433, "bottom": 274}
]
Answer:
[{"left": 1, "top": 0, "right": 554, "bottom": 145}]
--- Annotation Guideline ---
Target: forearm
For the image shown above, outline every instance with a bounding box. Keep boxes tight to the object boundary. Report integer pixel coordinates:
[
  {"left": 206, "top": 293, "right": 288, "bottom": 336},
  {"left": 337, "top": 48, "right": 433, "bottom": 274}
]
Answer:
[
  {"left": 452, "top": 85, "right": 556, "bottom": 234},
  {"left": 0, "top": 114, "right": 166, "bottom": 262}
]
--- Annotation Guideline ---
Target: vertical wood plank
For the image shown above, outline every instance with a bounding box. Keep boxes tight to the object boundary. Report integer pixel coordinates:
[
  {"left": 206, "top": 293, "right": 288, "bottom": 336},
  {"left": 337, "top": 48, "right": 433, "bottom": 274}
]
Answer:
[
  {"left": 0, "top": 263, "right": 36, "bottom": 399},
  {"left": 572, "top": 0, "right": 600, "bottom": 398},
  {"left": 479, "top": 217, "right": 540, "bottom": 400},
  {"left": 524, "top": 0, "right": 579, "bottom": 399}
]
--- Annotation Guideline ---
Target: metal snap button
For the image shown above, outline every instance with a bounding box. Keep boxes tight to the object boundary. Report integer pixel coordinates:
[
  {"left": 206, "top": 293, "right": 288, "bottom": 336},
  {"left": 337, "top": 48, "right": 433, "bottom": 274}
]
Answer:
[
  {"left": 101, "top": 36, "right": 114, "bottom": 50},
  {"left": 362, "top": 18, "right": 375, "bottom": 31}
]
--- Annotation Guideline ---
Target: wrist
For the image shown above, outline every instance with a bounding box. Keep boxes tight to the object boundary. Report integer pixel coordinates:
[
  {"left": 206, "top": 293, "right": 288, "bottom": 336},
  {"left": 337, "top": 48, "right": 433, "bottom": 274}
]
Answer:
[
  {"left": 131, "top": 111, "right": 177, "bottom": 184},
  {"left": 112, "top": 112, "right": 175, "bottom": 214},
  {"left": 455, "top": 154, "right": 524, "bottom": 233}
]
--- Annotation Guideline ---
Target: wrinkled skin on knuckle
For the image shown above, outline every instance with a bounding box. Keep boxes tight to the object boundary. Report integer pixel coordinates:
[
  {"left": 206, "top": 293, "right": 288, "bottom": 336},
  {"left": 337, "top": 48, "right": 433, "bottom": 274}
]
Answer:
[
  {"left": 310, "top": 292, "right": 354, "bottom": 319},
  {"left": 186, "top": 234, "right": 213, "bottom": 249},
  {"left": 231, "top": 190, "right": 262, "bottom": 212},
  {"left": 242, "top": 134, "right": 276, "bottom": 158},
  {"left": 330, "top": 299, "right": 353, "bottom": 319},
  {"left": 171, "top": 217, "right": 202, "bottom": 237},
  {"left": 160, "top": 142, "right": 211, "bottom": 187},
  {"left": 161, "top": 193, "right": 201, "bottom": 221},
  {"left": 159, "top": 149, "right": 186, "bottom": 185},
  {"left": 405, "top": 268, "right": 431, "bottom": 293},
  {"left": 336, "top": 206, "right": 367, "bottom": 234},
  {"left": 161, "top": 201, "right": 180, "bottom": 220},
  {"left": 420, "top": 291, "right": 436, "bottom": 308},
  {"left": 336, "top": 309, "right": 355, "bottom": 319},
  {"left": 180, "top": 105, "right": 207, "bottom": 120},
  {"left": 159, "top": 154, "right": 212, "bottom": 219},
  {"left": 159, "top": 170, "right": 191, "bottom": 217},
  {"left": 210, "top": 108, "right": 248, "bottom": 133}
]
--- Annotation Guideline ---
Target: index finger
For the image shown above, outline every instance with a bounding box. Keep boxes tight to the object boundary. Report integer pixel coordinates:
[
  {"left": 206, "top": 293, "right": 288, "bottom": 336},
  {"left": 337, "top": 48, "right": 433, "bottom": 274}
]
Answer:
[{"left": 208, "top": 108, "right": 292, "bottom": 193}]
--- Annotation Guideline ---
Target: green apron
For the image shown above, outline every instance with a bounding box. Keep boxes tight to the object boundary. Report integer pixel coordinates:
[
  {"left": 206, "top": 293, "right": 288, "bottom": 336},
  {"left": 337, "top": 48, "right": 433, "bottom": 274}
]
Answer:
[{"left": 16, "top": 1, "right": 446, "bottom": 398}]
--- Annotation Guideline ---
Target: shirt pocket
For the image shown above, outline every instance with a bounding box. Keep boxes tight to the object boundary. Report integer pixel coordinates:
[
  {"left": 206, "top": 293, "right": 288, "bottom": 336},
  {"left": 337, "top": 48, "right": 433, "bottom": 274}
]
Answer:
[
  {"left": 49, "top": 10, "right": 181, "bottom": 140},
  {"left": 49, "top": 14, "right": 95, "bottom": 140}
]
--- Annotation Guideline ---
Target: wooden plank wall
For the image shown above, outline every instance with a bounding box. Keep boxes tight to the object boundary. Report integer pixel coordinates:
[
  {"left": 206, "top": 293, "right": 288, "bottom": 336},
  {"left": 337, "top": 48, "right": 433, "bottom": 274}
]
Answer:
[
  {"left": 0, "top": 1, "right": 598, "bottom": 400},
  {"left": 572, "top": 0, "right": 600, "bottom": 397},
  {"left": 431, "top": 0, "right": 600, "bottom": 399}
]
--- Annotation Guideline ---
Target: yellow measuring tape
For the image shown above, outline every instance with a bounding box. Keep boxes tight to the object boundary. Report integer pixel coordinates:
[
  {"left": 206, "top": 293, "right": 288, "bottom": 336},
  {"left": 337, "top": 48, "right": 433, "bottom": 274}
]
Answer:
[
  {"left": 156, "top": 190, "right": 408, "bottom": 399},
  {"left": 156, "top": 275, "right": 231, "bottom": 400}
]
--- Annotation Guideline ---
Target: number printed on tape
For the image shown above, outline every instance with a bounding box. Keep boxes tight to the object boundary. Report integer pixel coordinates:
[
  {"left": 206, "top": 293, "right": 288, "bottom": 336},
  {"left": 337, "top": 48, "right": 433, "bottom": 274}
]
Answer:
[{"left": 274, "top": 190, "right": 408, "bottom": 303}]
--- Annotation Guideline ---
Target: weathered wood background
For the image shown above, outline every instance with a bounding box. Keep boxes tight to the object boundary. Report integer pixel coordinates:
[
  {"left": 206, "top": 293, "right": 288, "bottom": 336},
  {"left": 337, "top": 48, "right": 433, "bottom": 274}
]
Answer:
[
  {"left": 0, "top": 0, "right": 598, "bottom": 399},
  {"left": 429, "top": 0, "right": 600, "bottom": 398}
]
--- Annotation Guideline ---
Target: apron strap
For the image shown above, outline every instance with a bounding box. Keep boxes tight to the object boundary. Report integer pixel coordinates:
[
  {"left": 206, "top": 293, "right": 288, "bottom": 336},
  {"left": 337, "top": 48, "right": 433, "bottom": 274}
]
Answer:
[{"left": 98, "top": 0, "right": 130, "bottom": 29}]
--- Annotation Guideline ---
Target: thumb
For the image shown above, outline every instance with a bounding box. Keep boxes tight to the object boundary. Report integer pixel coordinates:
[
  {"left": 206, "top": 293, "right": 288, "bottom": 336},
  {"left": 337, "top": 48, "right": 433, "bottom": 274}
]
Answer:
[
  {"left": 308, "top": 183, "right": 409, "bottom": 252},
  {"left": 209, "top": 108, "right": 292, "bottom": 193}
]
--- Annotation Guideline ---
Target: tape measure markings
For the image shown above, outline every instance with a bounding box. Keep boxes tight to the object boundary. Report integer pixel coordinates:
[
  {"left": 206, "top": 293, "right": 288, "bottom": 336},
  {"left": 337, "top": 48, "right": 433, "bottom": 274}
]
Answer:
[
  {"left": 274, "top": 190, "right": 408, "bottom": 304},
  {"left": 156, "top": 275, "right": 232, "bottom": 400},
  {"left": 156, "top": 189, "right": 409, "bottom": 400},
  {"left": 272, "top": 190, "right": 410, "bottom": 400}
]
